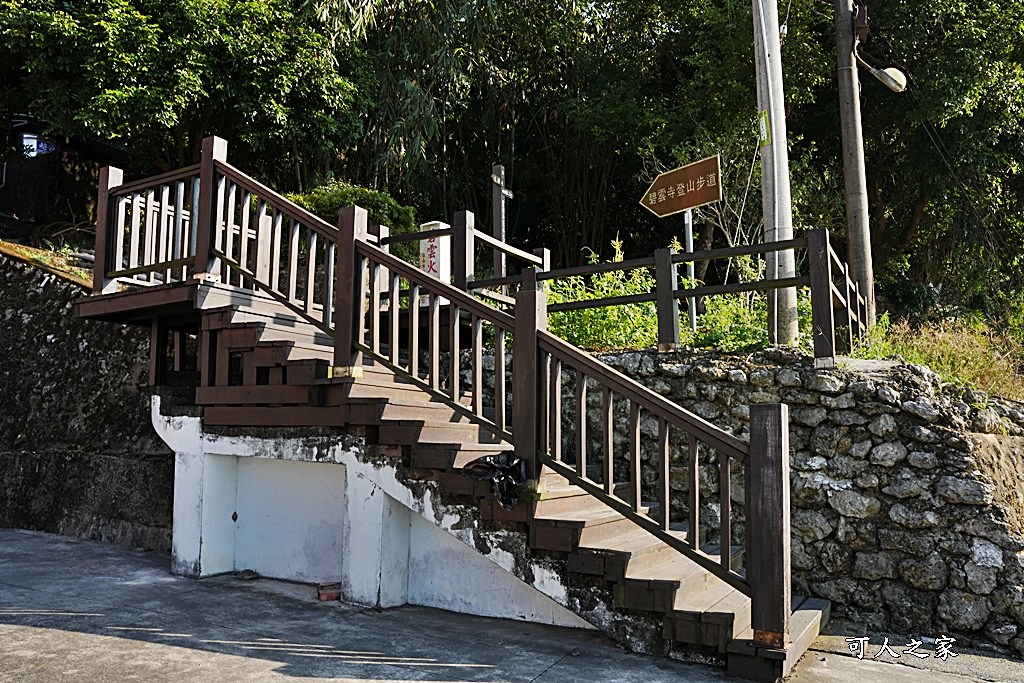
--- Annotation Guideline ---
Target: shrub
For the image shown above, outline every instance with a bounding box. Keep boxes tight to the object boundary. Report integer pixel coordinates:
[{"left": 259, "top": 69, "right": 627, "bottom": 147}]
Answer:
[
  {"left": 289, "top": 181, "right": 418, "bottom": 262},
  {"left": 546, "top": 238, "right": 659, "bottom": 350}
]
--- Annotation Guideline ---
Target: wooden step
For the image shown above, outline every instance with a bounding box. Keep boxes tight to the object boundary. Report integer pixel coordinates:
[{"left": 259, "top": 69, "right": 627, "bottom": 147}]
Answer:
[
  {"left": 530, "top": 505, "right": 653, "bottom": 552},
  {"left": 570, "top": 526, "right": 689, "bottom": 579},
  {"left": 412, "top": 442, "right": 512, "bottom": 470},
  {"left": 533, "top": 482, "right": 634, "bottom": 517},
  {"left": 378, "top": 420, "right": 507, "bottom": 447},
  {"left": 726, "top": 597, "right": 830, "bottom": 682},
  {"left": 206, "top": 304, "right": 334, "bottom": 347}
]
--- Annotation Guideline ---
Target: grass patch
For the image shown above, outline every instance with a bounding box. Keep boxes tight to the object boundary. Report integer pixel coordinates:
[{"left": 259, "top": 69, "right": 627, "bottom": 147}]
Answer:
[{"left": 854, "top": 314, "right": 1024, "bottom": 401}]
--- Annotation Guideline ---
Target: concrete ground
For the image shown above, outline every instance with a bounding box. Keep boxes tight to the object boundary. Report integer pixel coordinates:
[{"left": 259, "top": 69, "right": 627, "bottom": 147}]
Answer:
[{"left": 1, "top": 530, "right": 1022, "bottom": 683}]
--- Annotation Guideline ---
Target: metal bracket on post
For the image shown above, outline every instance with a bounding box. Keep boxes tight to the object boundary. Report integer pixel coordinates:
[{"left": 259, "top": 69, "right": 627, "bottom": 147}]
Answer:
[
  {"left": 93, "top": 166, "right": 124, "bottom": 294},
  {"left": 334, "top": 205, "right": 368, "bottom": 373},
  {"left": 654, "top": 247, "right": 680, "bottom": 351},
  {"left": 748, "top": 403, "right": 791, "bottom": 650},
  {"left": 684, "top": 208, "right": 697, "bottom": 333},
  {"left": 513, "top": 267, "right": 547, "bottom": 481},
  {"left": 192, "top": 136, "right": 228, "bottom": 283}
]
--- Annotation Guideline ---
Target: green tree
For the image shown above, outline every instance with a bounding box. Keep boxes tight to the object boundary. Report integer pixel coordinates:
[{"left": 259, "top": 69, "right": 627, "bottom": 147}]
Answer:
[{"left": 1, "top": 0, "right": 371, "bottom": 187}]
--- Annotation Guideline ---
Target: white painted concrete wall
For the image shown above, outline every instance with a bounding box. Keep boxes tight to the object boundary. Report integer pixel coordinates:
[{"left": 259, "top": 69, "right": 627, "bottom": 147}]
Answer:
[
  {"left": 153, "top": 396, "right": 592, "bottom": 630},
  {"left": 406, "top": 511, "right": 590, "bottom": 626},
  {"left": 234, "top": 457, "right": 346, "bottom": 584}
]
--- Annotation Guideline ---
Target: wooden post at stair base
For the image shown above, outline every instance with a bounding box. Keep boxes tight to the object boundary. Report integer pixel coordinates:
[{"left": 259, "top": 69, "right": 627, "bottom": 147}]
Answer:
[
  {"left": 748, "top": 403, "right": 791, "bottom": 650},
  {"left": 93, "top": 166, "right": 124, "bottom": 294},
  {"left": 192, "top": 136, "right": 228, "bottom": 281},
  {"left": 806, "top": 229, "right": 836, "bottom": 369},
  {"left": 513, "top": 267, "right": 547, "bottom": 480},
  {"left": 334, "top": 205, "right": 368, "bottom": 372},
  {"left": 452, "top": 210, "right": 475, "bottom": 291},
  {"left": 654, "top": 247, "right": 680, "bottom": 351}
]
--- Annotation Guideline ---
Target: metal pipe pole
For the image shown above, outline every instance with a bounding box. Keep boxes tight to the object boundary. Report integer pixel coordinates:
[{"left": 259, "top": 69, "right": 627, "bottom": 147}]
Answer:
[
  {"left": 752, "top": 0, "right": 798, "bottom": 344},
  {"left": 835, "top": 0, "right": 876, "bottom": 325},
  {"left": 491, "top": 164, "right": 506, "bottom": 281},
  {"left": 684, "top": 209, "right": 697, "bottom": 333}
]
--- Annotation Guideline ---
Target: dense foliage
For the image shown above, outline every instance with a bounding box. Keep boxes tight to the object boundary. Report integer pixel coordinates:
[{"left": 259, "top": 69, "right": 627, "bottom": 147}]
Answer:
[
  {"left": 1, "top": 0, "right": 370, "bottom": 184},
  {"left": 3, "top": 0, "right": 1023, "bottom": 327}
]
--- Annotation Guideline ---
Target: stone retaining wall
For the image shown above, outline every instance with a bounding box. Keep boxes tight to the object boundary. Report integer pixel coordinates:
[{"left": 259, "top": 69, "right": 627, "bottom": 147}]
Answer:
[
  {"left": 0, "top": 253, "right": 173, "bottom": 549},
  {"left": 590, "top": 347, "right": 1024, "bottom": 655}
]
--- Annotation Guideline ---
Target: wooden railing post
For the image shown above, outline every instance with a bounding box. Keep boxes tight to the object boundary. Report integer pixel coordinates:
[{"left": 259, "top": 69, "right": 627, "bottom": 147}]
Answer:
[
  {"left": 748, "top": 403, "right": 791, "bottom": 650},
  {"left": 93, "top": 166, "right": 124, "bottom": 294},
  {"left": 193, "top": 136, "right": 228, "bottom": 281},
  {"left": 452, "top": 210, "right": 475, "bottom": 291},
  {"left": 335, "top": 205, "right": 368, "bottom": 371},
  {"left": 513, "top": 267, "right": 547, "bottom": 480},
  {"left": 806, "top": 229, "right": 836, "bottom": 369},
  {"left": 654, "top": 247, "right": 680, "bottom": 351}
]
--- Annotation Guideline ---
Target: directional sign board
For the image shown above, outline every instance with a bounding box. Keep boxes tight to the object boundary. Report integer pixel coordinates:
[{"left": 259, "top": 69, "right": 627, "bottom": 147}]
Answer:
[{"left": 640, "top": 155, "right": 722, "bottom": 217}]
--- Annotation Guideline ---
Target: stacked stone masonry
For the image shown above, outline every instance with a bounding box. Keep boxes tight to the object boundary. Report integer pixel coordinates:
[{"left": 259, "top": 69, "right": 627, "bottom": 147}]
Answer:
[
  {"left": 575, "top": 347, "right": 1024, "bottom": 657},
  {"left": 0, "top": 253, "right": 172, "bottom": 549}
]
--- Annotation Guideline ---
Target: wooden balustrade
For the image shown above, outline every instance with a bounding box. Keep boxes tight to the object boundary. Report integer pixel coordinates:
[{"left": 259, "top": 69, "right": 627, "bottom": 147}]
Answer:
[
  {"left": 91, "top": 138, "right": 800, "bottom": 650},
  {"left": 535, "top": 325, "right": 751, "bottom": 594},
  {"left": 210, "top": 161, "right": 338, "bottom": 333},
  {"left": 94, "top": 165, "right": 202, "bottom": 293}
]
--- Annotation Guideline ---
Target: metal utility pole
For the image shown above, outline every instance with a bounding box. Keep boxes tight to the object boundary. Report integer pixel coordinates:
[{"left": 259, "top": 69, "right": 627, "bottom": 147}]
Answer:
[
  {"left": 835, "top": 0, "right": 876, "bottom": 325},
  {"left": 491, "top": 164, "right": 513, "bottom": 281},
  {"left": 752, "top": 0, "right": 798, "bottom": 344}
]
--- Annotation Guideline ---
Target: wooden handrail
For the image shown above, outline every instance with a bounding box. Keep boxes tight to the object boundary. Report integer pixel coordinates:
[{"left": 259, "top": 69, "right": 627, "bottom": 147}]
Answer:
[
  {"left": 674, "top": 275, "right": 809, "bottom": 300},
  {"left": 670, "top": 236, "right": 808, "bottom": 265},
  {"left": 474, "top": 229, "right": 545, "bottom": 266},
  {"left": 354, "top": 241, "right": 516, "bottom": 331},
  {"left": 108, "top": 256, "right": 194, "bottom": 279},
  {"left": 379, "top": 226, "right": 455, "bottom": 245},
  {"left": 548, "top": 292, "right": 656, "bottom": 313},
  {"left": 214, "top": 161, "right": 339, "bottom": 244},
  {"left": 537, "top": 329, "right": 749, "bottom": 462},
  {"left": 536, "top": 255, "right": 656, "bottom": 281},
  {"left": 112, "top": 164, "right": 201, "bottom": 197},
  {"left": 470, "top": 273, "right": 523, "bottom": 290}
]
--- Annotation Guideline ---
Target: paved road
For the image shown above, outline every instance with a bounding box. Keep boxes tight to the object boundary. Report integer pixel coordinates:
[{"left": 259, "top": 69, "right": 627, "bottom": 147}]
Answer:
[{"left": 1, "top": 529, "right": 1020, "bottom": 682}]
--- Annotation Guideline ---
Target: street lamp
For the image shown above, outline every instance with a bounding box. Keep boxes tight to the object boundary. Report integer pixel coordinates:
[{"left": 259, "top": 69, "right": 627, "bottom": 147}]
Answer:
[{"left": 855, "top": 51, "right": 907, "bottom": 93}]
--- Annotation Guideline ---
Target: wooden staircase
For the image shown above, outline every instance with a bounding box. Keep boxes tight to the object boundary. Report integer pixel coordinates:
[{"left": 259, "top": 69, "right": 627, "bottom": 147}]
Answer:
[
  {"left": 129, "top": 296, "right": 827, "bottom": 680},
  {"left": 78, "top": 136, "right": 830, "bottom": 682}
]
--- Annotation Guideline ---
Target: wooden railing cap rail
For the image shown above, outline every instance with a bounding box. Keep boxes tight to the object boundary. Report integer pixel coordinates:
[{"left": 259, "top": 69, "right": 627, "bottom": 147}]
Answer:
[
  {"left": 670, "top": 236, "right": 808, "bottom": 265},
  {"left": 547, "top": 292, "right": 656, "bottom": 313},
  {"left": 537, "top": 329, "right": 749, "bottom": 462},
  {"left": 470, "top": 273, "right": 523, "bottom": 290},
  {"left": 354, "top": 240, "right": 516, "bottom": 331},
  {"left": 214, "top": 160, "right": 339, "bottom": 243},
  {"left": 112, "top": 164, "right": 202, "bottom": 197},
  {"left": 379, "top": 226, "right": 455, "bottom": 246},
  {"left": 536, "top": 255, "right": 657, "bottom": 281},
  {"left": 473, "top": 229, "right": 545, "bottom": 266},
  {"left": 673, "top": 275, "right": 810, "bottom": 301}
]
